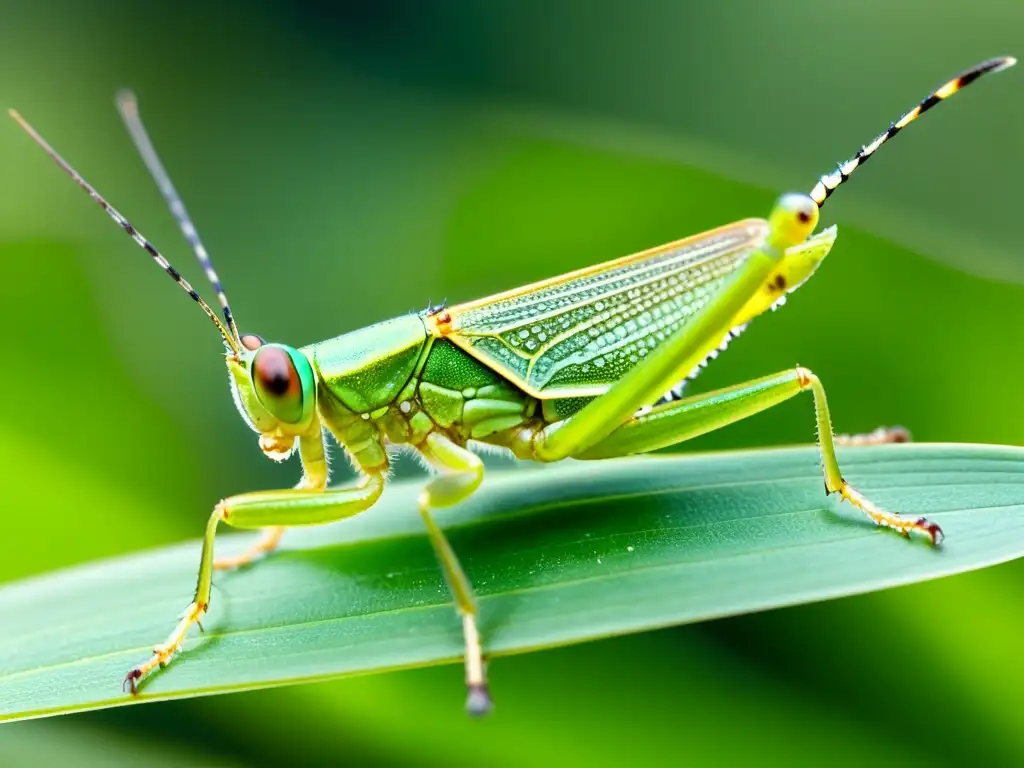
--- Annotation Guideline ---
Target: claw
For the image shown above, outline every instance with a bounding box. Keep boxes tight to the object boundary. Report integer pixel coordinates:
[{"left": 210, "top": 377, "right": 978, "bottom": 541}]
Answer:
[
  {"left": 918, "top": 518, "right": 944, "bottom": 546},
  {"left": 466, "top": 683, "right": 494, "bottom": 717},
  {"left": 122, "top": 601, "right": 206, "bottom": 696},
  {"left": 122, "top": 668, "right": 141, "bottom": 695}
]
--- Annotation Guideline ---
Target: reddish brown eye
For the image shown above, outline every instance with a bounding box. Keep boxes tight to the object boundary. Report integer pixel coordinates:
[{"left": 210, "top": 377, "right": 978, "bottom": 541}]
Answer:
[
  {"left": 250, "top": 343, "right": 314, "bottom": 424},
  {"left": 254, "top": 346, "right": 297, "bottom": 397},
  {"left": 251, "top": 345, "right": 308, "bottom": 424},
  {"left": 241, "top": 333, "right": 266, "bottom": 351}
]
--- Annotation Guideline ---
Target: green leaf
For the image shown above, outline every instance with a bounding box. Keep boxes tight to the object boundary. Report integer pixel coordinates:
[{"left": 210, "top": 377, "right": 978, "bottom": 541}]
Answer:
[{"left": 3, "top": 443, "right": 1024, "bottom": 722}]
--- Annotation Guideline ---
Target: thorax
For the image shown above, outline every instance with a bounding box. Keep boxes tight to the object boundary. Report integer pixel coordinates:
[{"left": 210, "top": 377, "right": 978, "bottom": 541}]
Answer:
[{"left": 316, "top": 338, "right": 545, "bottom": 465}]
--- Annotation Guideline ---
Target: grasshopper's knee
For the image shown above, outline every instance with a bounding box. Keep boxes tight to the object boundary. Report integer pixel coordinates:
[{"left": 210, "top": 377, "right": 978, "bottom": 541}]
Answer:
[
  {"left": 794, "top": 365, "right": 831, "bottom": 409},
  {"left": 213, "top": 499, "right": 230, "bottom": 523},
  {"left": 795, "top": 365, "right": 818, "bottom": 390},
  {"left": 419, "top": 465, "right": 483, "bottom": 510},
  {"left": 419, "top": 434, "right": 484, "bottom": 510}
]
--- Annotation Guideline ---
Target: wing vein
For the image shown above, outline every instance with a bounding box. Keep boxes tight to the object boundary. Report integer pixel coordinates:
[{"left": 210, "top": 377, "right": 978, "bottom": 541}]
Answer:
[{"left": 444, "top": 219, "right": 769, "bottom": 399}]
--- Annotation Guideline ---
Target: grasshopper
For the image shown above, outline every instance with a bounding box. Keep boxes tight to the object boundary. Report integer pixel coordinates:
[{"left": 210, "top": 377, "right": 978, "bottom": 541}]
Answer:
[{"left": 10, "top": 56, "right": 1015, "bottom": 715}]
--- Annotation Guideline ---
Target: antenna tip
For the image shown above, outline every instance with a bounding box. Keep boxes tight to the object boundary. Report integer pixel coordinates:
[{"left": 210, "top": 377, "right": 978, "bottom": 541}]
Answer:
[
  {"left": 8, "top": 109, "right": 31, "bottom": 133},
  {"left": 115, "top": 89, "right": 139, "bottom": 116},
  {"left": 995, "top": 56, "right": 1018, "bottom": 72}
]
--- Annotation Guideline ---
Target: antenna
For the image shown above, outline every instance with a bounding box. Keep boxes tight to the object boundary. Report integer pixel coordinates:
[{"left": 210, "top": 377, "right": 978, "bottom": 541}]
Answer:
[
  {"left": 9, "top": 108, "right": 241, "bottom": 358},
  {"left": 810, "top": 56, "right": 1016, "bottom": 207},
  {"left": 116, "top": 90, "right": 242, "bottom": 349}
]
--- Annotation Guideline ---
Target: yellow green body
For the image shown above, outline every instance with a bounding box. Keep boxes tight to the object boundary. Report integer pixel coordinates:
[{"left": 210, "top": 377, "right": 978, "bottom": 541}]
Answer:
[
  {"left": 164, "top": 192, "right": 942, "bottom": 720},
  {"left": 226, "top": 217, "right": 838, "bottom": 479},
  {"left": 10, "top": 55, "right": 1013, "bottom": 717}
]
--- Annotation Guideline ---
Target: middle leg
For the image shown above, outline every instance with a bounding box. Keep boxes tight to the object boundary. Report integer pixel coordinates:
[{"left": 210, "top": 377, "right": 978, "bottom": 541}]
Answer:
[{"left": 415, "top": 431, "right": 491, "bottom": 715}]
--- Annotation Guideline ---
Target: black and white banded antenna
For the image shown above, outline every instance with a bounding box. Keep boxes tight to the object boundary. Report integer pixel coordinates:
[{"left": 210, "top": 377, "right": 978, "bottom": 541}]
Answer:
[
  {"left": 9, "top": 108, "right": 241, "bottom": 359},
  {"left": 810, "top": 56, "right": 1016, "bottom": 207},
  {"left": 116, "top": 90, "right": 243, "bottom": 350}
]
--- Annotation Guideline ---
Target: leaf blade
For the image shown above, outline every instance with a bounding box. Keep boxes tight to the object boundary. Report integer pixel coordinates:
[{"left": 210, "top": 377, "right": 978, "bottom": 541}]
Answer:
[{"left": 3, "top": 443, "right": 1024, "bottom": 721}]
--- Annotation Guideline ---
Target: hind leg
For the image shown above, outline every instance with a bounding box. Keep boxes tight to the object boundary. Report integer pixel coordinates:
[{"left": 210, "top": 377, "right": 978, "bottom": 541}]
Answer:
[{"left": 571, "top": 366, "right": 941, "bottom": 543}]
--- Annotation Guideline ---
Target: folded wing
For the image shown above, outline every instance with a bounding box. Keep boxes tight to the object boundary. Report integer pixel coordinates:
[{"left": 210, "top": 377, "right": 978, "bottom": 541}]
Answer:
[{"left": 440, "top": 219, "right": 770, "bottom": 399}]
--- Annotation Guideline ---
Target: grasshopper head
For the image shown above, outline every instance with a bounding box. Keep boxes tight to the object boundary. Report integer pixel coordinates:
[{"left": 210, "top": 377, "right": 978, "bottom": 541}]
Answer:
[{"left": 227, "top": 334, "right": 318, "bottom": 461}]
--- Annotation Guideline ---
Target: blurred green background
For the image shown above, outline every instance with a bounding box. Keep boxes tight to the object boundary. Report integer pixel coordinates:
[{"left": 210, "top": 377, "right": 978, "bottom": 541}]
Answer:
[{"left": 1, "top": 1, "right": 1022, "bottom": 765}]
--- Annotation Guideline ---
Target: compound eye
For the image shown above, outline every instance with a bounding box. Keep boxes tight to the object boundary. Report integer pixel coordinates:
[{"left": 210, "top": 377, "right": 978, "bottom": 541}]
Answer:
[
  {"left": 241, "top": 333, "right": 266, "bottom": 351},
  {"left": 252, "top": 345, "right": 304, "bottom": 423},
  {"left": 770, "top": 192, "right": 820, "bottom": 249}
]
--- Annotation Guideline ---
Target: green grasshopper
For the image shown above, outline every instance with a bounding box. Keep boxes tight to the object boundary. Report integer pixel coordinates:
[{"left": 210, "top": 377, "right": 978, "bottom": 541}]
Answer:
[{"left": 10, "top": 55, "right": 1015, "bottom": 715}]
